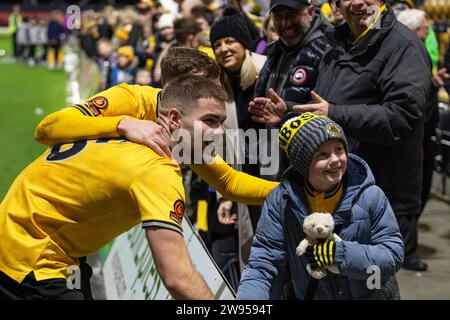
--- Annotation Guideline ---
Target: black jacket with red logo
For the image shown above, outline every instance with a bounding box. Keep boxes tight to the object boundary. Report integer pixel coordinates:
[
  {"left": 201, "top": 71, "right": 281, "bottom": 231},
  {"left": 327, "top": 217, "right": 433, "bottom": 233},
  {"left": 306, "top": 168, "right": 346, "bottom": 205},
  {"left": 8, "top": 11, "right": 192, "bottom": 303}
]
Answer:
[
  {"left": 255, "top": 11, "right": 331, "bottom": 181},
  {"left": 254, "top": 11, "right": 330, "bottom": 108}
]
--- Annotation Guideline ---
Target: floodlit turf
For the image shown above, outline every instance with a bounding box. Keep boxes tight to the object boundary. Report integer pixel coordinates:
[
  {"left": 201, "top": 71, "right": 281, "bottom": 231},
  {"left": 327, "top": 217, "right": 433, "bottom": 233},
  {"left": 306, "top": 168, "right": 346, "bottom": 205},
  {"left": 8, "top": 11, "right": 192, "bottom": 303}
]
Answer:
[
  {"left": 0, "top": 35, "right": 67, "bottom": 199},
  {"left": 0, "top": 33, "right": 11, "bottom": 56}
]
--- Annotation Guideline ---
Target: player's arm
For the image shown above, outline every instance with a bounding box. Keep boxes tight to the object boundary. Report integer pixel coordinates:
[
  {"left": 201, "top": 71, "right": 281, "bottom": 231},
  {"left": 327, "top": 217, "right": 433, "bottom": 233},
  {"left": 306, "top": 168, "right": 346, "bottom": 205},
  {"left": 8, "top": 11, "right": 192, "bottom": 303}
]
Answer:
[
  {"left": 190, "top": 155, "right": 280, "bottom": 206},
  {"left": 35, "top": 106, "right": 129, "bottom": 146},
  {"left": 146, "top": 227, "right": 214, "bottom": 299},
  {"left": 131, "top": 159, "right": 213, "bottom": 299},
  {"left": 34, "top": 83, "right": 159, "bottom": 146}
]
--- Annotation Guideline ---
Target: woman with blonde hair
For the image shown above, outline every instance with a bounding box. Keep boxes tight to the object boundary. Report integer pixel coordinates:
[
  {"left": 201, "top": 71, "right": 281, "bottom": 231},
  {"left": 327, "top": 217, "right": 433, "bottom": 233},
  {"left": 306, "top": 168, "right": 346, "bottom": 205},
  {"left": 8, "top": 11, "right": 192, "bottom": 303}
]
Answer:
[{"left": 210, "top": 13, "right": 267, "bottom": 269}]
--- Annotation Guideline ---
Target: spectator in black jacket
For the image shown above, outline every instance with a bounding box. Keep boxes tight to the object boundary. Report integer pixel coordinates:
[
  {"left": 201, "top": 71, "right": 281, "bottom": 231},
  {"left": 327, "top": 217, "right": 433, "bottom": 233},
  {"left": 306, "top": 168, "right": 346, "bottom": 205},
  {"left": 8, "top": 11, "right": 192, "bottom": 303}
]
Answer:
[
  {"left": 254, "top": 0, "right": 433, "bottom": 271},
  {"left": 397, "top": 9, "right": 450, "bottom": 268},
  {"left": 250, "top": 0, "right": 331, "bottom": 181},
  {"left": 443, "top": 40, "right": 450, "bottom": 107}
]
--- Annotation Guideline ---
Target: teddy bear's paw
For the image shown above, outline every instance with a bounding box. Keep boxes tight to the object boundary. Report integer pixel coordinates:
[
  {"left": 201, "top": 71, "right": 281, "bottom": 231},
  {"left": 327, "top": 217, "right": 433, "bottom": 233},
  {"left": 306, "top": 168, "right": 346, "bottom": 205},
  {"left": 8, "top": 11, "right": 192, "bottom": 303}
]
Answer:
[
  {"left": 307, "top": 264, "right": 327, "bottom": 279},
  {"left": 296, "top": 240, "right": 309, "bottom": 256},
  {"left": 296, "top": 246, "right": 304, "bottom": 256}
]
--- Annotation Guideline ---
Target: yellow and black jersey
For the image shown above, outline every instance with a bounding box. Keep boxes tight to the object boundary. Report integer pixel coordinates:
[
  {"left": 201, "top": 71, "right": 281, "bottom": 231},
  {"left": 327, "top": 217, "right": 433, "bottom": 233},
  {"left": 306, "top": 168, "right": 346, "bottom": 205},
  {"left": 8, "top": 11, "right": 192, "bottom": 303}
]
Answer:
[
  {"left": 0, "top": 139, "right": 185, "bottom": 283},
  {"left": 304, "top": 182, "right": 344, "bottom": 214},
  {"left": 34, "top": 83, "right": 279, "bottom": 206}
]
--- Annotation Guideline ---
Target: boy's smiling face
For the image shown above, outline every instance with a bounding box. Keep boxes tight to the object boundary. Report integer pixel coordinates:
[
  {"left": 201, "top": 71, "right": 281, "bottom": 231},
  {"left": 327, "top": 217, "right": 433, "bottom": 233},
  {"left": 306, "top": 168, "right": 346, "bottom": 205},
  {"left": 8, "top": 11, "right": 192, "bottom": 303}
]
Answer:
[{"left": 307, "top": 139, "right": 347, "bottom": 193}]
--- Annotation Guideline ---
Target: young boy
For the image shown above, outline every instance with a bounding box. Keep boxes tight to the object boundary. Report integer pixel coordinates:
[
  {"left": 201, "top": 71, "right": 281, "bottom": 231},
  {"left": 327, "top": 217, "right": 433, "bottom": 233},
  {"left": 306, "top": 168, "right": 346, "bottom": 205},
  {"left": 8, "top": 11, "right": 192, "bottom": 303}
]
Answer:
[
  {"left": 237, "top": 113, "right": 404, "bottom": 300},
  {"left": 107, "top": 45, "right": 137, "bottom": 88}
]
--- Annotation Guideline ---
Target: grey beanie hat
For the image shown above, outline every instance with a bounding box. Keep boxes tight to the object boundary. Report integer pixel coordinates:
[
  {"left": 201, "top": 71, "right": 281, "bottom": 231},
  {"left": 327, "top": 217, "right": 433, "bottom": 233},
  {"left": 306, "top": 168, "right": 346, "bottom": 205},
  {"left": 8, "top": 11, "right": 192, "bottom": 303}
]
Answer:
[{"left": 278, "top": 113, "right": 348, "bottom": 179}]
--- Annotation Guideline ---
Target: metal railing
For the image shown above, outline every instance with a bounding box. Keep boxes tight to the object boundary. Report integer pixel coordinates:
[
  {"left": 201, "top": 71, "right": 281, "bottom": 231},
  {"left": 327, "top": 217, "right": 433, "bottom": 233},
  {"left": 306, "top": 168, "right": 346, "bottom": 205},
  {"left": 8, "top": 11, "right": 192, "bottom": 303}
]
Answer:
[{"left": 431, "top": 105, "right": 450, "bottom": 203}]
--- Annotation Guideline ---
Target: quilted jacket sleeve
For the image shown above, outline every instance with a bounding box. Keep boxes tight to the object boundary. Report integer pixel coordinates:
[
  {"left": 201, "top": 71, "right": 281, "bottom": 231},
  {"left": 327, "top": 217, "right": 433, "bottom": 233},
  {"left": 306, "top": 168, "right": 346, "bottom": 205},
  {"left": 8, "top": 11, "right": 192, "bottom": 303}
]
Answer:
[{"left": 236, "top": 186, "right": 289, "bottom": 300}]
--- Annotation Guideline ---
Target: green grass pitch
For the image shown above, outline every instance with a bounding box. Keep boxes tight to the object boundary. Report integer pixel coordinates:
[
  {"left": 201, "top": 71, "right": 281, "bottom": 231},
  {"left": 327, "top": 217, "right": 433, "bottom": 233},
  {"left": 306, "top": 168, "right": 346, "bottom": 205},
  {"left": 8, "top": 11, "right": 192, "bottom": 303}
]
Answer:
[{"left": 0, "top": 35, "right": 67, "bottom": 199}]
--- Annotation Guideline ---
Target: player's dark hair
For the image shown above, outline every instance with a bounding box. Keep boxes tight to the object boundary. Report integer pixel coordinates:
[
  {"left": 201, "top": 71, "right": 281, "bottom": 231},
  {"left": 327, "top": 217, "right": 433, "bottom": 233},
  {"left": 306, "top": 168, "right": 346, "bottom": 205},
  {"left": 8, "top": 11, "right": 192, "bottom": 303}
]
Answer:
[
  {"left": 160, "top": 74, "right": 226, "bottom": 114},
  {"left": 161, "top": 47, "right": 220, "bottom": 85}
]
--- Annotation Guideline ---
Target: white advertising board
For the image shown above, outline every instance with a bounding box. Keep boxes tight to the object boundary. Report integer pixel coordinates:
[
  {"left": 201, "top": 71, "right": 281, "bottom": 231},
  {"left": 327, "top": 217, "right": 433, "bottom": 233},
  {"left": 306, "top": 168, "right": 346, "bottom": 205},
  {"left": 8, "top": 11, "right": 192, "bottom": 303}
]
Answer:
[{"left": 103, "top": 219, "right": 236, "bottom": 300}]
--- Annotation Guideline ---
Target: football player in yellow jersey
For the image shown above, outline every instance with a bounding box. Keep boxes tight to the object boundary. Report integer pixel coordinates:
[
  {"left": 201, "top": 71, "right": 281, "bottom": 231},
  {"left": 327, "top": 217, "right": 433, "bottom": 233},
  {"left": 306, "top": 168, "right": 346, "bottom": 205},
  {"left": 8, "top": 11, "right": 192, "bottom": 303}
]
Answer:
[
  {"left": 34, "top": 47, "right": 279, "bottom": 206},
  {"left": 0, "top": 76, "right": 226, "bottom": 300}
]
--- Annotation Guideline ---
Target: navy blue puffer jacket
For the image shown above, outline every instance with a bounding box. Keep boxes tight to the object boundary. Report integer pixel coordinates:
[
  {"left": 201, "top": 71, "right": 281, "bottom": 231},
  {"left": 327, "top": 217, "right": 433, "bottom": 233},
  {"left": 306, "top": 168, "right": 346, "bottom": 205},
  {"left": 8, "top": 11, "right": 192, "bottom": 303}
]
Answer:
[{"left": 237, "top": 154, "right": 404, "bottom": 300}]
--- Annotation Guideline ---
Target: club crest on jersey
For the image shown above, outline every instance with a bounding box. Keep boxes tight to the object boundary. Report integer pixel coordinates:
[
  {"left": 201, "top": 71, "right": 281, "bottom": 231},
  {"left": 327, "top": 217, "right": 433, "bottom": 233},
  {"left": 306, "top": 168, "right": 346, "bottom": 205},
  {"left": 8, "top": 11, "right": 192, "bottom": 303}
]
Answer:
[
  {"left": 170, "top": 200, "right": 185, "bottom": 225},
  {"left": 83, "top": 96, "right": 109, "bottom": 116},
  {"left": 291, "top": 67, "right": 307, "bottom": 85}
]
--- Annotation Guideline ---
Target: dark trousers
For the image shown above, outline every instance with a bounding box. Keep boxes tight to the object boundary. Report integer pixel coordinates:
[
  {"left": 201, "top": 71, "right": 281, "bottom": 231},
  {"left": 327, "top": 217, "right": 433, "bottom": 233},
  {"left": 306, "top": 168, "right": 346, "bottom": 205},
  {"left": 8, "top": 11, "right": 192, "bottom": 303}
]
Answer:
[
  {"left": 49, "top": 43, "right": 61, "bottom": 67},
  {"left": 28, "top": 45, "right": 36, "bottom": 60},
  {"left": 0, "top": 271, "right": 84, "bottom": 300},
  {"left": 396, "top": 214, "right": 418, "bottom": 260},
  {"left": 12, "top": 31, "right": 19, "bottom": 58},
  {"left": 38, "top": 44, "right": 48, "bottom": 62},
  {"left": 0, "top": 257, "right": 93, "bottom": 300}
]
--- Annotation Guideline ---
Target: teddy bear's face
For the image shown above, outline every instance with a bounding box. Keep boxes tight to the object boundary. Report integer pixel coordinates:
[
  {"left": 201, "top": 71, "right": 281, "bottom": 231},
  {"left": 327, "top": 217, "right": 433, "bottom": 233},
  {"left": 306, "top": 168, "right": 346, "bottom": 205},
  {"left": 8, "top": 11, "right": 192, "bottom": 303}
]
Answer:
[{"left": 303, "top": 212, "right": 334, "bottom": 239}]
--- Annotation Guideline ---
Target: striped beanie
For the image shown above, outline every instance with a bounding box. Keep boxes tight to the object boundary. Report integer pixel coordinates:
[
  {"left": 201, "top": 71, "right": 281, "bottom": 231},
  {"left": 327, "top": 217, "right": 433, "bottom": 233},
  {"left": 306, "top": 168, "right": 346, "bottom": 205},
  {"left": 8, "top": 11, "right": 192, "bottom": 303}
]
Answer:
[{"left": 278, "top": 113, "right": 348, "bottom": 179}]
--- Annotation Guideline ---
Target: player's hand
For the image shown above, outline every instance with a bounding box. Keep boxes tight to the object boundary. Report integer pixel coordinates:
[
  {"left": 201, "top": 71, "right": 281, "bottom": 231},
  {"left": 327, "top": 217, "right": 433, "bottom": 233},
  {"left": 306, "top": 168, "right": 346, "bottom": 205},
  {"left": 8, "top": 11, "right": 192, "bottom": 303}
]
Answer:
[
  {"left": 292, "top": 91, "right": 329, "bottom": 116},
  {"left": 217, "top": 200, "right": 237, "bottom": 225},
  {"left": 156, "top": 113, "right": 170, "bottom": 133},
  {"left": 249, "top": 89, "right": 288, "bottom": 126},
  {"left": 305, "top": 240, "right": 336, "bottom": 270},
  {"left": 117, "top": 118, "right": 172, "bottom": 158}
]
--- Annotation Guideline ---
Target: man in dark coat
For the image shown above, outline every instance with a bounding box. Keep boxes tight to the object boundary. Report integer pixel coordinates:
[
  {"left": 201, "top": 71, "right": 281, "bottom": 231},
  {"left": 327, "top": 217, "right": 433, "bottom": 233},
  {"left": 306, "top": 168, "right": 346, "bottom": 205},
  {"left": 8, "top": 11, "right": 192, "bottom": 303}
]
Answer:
[{"left": 252, "top": 0, "right": 331, "bottom": 181}]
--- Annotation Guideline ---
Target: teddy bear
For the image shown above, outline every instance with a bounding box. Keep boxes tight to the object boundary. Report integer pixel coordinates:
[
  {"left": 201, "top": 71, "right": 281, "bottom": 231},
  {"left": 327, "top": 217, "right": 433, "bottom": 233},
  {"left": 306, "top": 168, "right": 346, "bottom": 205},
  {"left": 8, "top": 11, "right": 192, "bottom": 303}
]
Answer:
[{"left": 295, "top": 212, "right": 342, "bottom": 279}]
